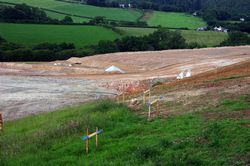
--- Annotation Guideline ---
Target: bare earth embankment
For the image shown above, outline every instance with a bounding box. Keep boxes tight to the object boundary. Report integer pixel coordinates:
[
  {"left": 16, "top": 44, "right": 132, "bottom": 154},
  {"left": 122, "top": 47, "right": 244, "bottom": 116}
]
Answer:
[{"left": 0, "top": 46, "right": 249, "bottom": 120}]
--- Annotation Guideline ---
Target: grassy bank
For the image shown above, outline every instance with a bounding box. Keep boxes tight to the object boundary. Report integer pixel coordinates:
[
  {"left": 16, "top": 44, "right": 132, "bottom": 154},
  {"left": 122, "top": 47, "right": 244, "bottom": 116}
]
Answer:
[{"left": 0, "top": 94, "right": 249, "bottom": 165}]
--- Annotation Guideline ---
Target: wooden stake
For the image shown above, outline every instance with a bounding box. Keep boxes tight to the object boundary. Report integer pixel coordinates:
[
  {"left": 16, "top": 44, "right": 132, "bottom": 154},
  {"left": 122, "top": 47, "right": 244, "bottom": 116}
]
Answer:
[
  {"left": 86, "top": 128, "right": 89, "bottom": 155},
  {"left": 0, "top": 113, "right": 3, "bottom": 132},
  {"left": 157, "top": 101, "right": 159, "bottom": 115},
  {"left": 148, "top": 104, "right": 151, "bottom": 120},
  {"left": 96, "top": 127, "right": 98, "bottom": 148},
  {"left": 122, "top": 93, "right": 125, "bottom": 103},
  {"left": 143, "top": 93, "right": 145, "bottom": 104},
  {"left": 149, "top": 89, "right": 151, "bottom": 101}
]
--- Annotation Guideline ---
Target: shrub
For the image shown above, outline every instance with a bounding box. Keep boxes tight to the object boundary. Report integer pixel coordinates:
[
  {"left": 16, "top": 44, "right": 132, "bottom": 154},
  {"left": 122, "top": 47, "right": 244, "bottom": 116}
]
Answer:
[{"left": 135, "top": 145, "right": 160, "bottom": 161}]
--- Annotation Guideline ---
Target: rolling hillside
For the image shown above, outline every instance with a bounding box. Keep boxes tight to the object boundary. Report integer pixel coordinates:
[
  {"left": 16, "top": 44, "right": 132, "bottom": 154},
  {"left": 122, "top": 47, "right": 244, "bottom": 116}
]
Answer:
[{"left": 0, "top": 0, "right": 142, "bottom": 22}]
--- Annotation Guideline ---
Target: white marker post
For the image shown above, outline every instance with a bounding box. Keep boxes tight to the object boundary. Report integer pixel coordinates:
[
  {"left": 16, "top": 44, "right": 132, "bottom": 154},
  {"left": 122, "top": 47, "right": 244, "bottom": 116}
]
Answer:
[
  {"left": 143, "top": 89, "right": 151, "bottom": 104},
  {"left": 148, "top": 99, "right": 159, "bottom": 120}
]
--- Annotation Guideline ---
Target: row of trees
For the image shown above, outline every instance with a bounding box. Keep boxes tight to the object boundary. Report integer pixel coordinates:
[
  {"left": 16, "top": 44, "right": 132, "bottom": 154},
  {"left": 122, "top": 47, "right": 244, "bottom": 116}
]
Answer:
[
  {"left": 0, "top": 4, "right": 74, "bottom": 24},
  {"left": 80, "top": 0, "right": 249, "bottom": 20},
  {"left": 220, "top": 32, "right": 250, "bottom": 46},
  {"left": 0, "top": 39, "right": 88, "bottom": 61},
  {"left": 93, "top": 29, "right": 203, "bottom": 54},
  {"left": 77, "top": 0, "right": 250, "bottom": 32}
]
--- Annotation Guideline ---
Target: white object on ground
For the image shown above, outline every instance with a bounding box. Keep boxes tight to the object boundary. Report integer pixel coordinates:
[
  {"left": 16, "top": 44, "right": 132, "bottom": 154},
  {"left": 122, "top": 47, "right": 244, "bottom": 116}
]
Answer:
[
  {"left": 105, "top": 65, "right": 125, "bottom": 73},
  {"left": 177, "top": 71, "right": 184, "bottom": 79},
  {"left": 185, "top": 69, "right": 192, "bottom": 77}
]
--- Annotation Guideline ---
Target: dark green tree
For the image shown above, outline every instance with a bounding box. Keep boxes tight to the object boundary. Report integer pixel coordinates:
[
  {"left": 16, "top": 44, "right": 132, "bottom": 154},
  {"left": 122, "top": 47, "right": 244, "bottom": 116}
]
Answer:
[{"left": 61, "top": 16, "right": 73, "bottom": 24}]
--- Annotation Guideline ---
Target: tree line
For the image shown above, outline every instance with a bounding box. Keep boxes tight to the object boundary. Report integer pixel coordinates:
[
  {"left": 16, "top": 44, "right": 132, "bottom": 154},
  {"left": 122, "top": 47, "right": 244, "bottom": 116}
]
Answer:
[{"left": 0, "top": 4, "right": 74, "bottom": 24}]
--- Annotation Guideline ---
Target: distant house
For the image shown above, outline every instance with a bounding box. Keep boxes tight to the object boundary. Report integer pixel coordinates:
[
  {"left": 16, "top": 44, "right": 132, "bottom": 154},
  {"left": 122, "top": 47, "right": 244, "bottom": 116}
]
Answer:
[
  {"left": 240, "top": 18, "right": 245, "bottom": 22},
  {"left": 214, "top": 26, "right": 228, "bottom": 33},
  {"left": 119, "top": 3, "right": 125, "bottom": 8},
  {"left": 197, "top": 26, "right": 208, "bottom": 31}
]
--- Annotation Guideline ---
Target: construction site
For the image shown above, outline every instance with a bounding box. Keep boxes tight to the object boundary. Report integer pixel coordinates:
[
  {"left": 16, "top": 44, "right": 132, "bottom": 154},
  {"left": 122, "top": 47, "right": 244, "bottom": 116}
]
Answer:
[{"left": 0, "top": 46, "right": 250, "bottom": 121}]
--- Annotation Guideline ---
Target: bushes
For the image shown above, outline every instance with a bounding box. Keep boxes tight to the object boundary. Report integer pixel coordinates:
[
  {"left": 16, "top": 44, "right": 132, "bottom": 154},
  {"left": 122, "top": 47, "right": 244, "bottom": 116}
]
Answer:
[
  {"left": 94, "top": 28, "right": 189, "bottom": 54},
  {"left": 220, "top": 31, "right": 250, "bottom": 46},
  {"left": 0, "top": 4, "right": 50, "bottom": 22},
  {"left": 0, "top": 39, "right": 87, "bottom": 61}
]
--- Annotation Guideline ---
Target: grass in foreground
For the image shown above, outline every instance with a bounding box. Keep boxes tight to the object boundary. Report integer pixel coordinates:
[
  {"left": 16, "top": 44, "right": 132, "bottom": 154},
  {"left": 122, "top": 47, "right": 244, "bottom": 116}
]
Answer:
[
  {"left": 0, "top": 94, "right": 249, "bottom": 165},
  {"left": 0, "top": 23, "right": 120, "bottom": 48},
  {"left": 145, "top": 11, "right": 207, "bottom": 29}
]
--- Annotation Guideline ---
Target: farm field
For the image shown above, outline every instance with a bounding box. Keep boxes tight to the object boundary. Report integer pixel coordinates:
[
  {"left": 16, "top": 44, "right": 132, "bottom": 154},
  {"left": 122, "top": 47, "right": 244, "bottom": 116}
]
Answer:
[
  {"left": 1, "top": 0, "right": 142, "bottom": 22},
  {"left": 45, "top": 11, "right": 90, "bottom": 23},
  {"left": 144, "top": 11, "right": 207, "bottom": 29},
  {"left": 0, "top": 23, "right": 227, "bottom": 48},
  {"left": 118, "top": 27, "right": 228, "bottom": 47},
  {"left": 0, "top": 59, "right": 249, "bottom": 165},
  {"left": 0, "top": 23, "right": 120, "bottom": 48},
  {"left": 0, "top": 1, "right": 89, "bottom": 23},
  {"left": 181, "top": 30, "right": 228, "bottom": 47}
]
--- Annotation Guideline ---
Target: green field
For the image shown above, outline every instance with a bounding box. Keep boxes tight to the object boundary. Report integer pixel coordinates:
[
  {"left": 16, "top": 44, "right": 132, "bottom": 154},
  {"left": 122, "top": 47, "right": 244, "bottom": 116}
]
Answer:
[
  {"left": 144, "top": 11, "right": 207, "bottom": 29},
  {"left": 0, "top": 95, "right": 249, "bottom": 165},
  {"left": 0, "top": 23, "right": 120, "bottom": 48},
  {"left": 118, "top": 27, "right": 228, "bottom": 47},
  {"left": 0, "top": 23, "right": 227, "bottom": 48},
  {"left": 1, "top": 0, "right": 142, "bottom": 22},
  {"left": 45, "top": 11, "right": 90, "bottom": 23},
  {"left": 181, "top": 30, "right": 228, "bottom": 47},
  {"left": 118, "top": 27, "right": 156, "bottom": 36}
]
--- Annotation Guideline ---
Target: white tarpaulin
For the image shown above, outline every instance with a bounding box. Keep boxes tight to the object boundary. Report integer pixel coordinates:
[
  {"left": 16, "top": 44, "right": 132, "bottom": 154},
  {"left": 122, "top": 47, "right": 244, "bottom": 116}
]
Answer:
[
  {"left": 177, "top": 69, "right": 192, "bottom": 79},
  {"left": 105, "top": 65, "right": 125, "bottom": 73}
]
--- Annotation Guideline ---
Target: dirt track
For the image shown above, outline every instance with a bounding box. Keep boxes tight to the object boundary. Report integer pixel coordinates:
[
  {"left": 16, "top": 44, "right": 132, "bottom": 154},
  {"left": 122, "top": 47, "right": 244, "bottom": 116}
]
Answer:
[{"left": 0, "top": 46, "right": 250, "bottom": 120}]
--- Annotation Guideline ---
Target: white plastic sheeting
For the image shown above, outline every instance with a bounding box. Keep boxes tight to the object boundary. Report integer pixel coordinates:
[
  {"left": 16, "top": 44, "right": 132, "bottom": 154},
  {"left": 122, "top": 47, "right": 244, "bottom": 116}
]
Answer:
[
  {"left": 177, "top": 69, "right": 192, "bottom": 79},
  {"left": 105, "top": 65, "right": 125, "bottom": 73}
]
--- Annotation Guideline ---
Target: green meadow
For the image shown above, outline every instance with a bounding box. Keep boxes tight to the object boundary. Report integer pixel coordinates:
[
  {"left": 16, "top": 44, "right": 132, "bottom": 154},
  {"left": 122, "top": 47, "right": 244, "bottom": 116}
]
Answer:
[
  {"left": 0, "top": 95, "right": 249, "bottom": 165},
  {"left": 1, "top": 0, "right": 142, "bottom": 22},
  {"left": 0, "top": 23, "right": 120, "bottom": 48},
  {"left": 0, "top": 23, "right": 227, "bottom": 48},
  {"left": 45, "top": 11, "right": 90, "bottom": 23},
  {"left": 145, "top": 11, "right": 207, "bottom": 29}
]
